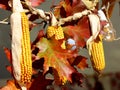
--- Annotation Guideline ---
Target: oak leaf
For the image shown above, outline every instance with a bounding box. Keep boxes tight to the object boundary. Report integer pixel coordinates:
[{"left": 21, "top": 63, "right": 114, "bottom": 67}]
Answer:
[
  {"left": 0, "top": 80, "right": 20, "bottom": 90},
  {"left": 54, "top": 0, "right": 86, "bottom": 18},
  {"left": 64, "top": 16, "right": 91, "bottom": 47},
  {"left": 72, "top": 56, "right": 88, "bottom": 70},
  {"left": 36, "top": 38, "right": 76, "bottom": 84},
  {"left": 0, "top": 0, "right": 11, "bottom": 10},
  {"left": 28, "top": 72, "right": 53, "bottom": 90}
]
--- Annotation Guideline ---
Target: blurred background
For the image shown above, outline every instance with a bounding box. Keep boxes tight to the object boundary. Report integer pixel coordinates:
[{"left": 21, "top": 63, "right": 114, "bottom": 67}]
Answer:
[{"left": 0, "top": 0, "right": 120, "bottom": 90}]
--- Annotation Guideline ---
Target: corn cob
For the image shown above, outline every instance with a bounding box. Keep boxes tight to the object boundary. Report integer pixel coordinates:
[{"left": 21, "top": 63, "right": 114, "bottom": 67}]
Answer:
[
  {"left": 55, "top": 26, "right": 64, "bottom": 40},
  {"left": 90, "top": 35, "right": 105, "bottom": 73},
  {"left": 47, "top": 26, "right": 64, "bottom": 40},
  {"left": 20, "top": 12, "right": 32, "bottom": 84},
  {"left": 47, "top": 26, "right": 56, "bottom": 38}
]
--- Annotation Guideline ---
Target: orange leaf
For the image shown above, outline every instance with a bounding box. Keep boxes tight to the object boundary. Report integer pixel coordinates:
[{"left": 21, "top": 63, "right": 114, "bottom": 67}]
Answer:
[
  {"left": 6, "top": 65, "right": 13, "bottom": 74},
  {"left": 64, "top": 16, "right": 91, "bottom": 47},
  {"left": 3, "top": 47, "right": 12, "bottom": 64},
  {"left": 36, "top": 38, "right": 76, "bottom": 84},
  {"left": 54, "top": 0, "right": 87, "bottom": 18},
  {"left": 0, "top": 80, "right": 20, "bottom": 90},
  {"left": 72, "top": 56, "right": 88, "bottom": 70},
  {"left": 0, "top": 0, "right": 11, "bottom": 10}
]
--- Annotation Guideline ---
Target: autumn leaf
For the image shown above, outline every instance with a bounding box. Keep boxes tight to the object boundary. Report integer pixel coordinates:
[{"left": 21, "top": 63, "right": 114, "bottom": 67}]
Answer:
[
  {"left": 71, "top": 56, "right": 88, "bottom": 70},
  {"left": 71, "top": 72, "right": 84, "bottom": 85},
  {"left": 64, "top": 16, "right": 91, "bottom": 47},
  {"left": 36, "top": 37, "right": 76, "bottom": 84},
  {"left": 54, "top": 0, "right": 87, "bottom": 18},
  {"left": 0, "top": 80, "right": 20, "bottom": 90},
  {"left": 29, "top": 0, "right": 45, "bottom": 7},
  {"left": 28, "top": 72, "right": 53, "bottom": 90},
  {"left": 3, "top": 47, "right": 12, "bottom": 64},
  {"left": 0, "top": 0, "right": 11, "bottom": 10}
]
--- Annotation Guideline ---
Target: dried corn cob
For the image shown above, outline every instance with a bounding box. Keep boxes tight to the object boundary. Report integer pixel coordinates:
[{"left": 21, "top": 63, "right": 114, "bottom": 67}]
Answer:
[
  {"left": 47, "top": 26, "right": 56, "bottom": 38},
  {"left": 11, "top": 0, "right": 32, "bottom": 89},
  {"left": 47, "top": 26, "right": 64, "bottom": 40},
  {"left": 55, "top": 26, "right": 64, "bottom": 40},
  {"left": 20, "top": 12, "right": 32, "bottom": 84},
  {"left": 11, "top": 12, "right": 32, "bottom": 86},
  {"left": 90, "top": 35, "right": 105, "bottom": 73}
]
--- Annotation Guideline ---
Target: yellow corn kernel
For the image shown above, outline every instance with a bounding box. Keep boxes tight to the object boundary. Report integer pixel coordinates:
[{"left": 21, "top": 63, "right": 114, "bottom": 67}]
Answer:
[
  {"left": 20, "top": 12, "right": 32, "bottom": 84},
  {"left": 47, "top": 26, "right": 64, "bottom": 40},
  {"left": 55, "top": 26, "right": 64, "bottom": 40},
  {"left": 90, "top": 35, "right": 105, "bottom": 73},
  {"left": 47, "top": 26, "right": 56, "bottom": 38}
]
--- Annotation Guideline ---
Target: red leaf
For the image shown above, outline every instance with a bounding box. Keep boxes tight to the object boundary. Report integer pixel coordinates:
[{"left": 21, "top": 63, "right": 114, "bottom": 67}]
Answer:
[
  {"left": 28, "top": 73, "right": 53, "bottom": 90},
  {"left": 0, "top": 0, "right": 11, "bottom": 10},
  {"left": 64, "top": 16, "right": 91, "bottom": 47},
  {"left": 72, "top": 56, "right": 88, "bottom": 70},
  {"left": 6, "top": 65, "right": 13, "bottom": 74},
  {"left": 54, "top": 0, "right": 87, "bottom": 18},
  {"left": 71, "top": 72, "right": 84, "bottom": 85},
  {"left": 4, "top": 47, "right": 12, "bottom": 64},
  {"left": 29, "top": 0, "right": 45, "bottom": 7}
]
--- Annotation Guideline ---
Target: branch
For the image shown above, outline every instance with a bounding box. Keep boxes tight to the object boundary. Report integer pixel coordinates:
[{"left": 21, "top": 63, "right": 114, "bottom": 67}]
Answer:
[
  {"left": 0, "top": 21, "right": 9, "bottom": 24},
  {"left": 58, "top": 10, "right": 92, "bottom": 26},
  {"left": 0, "top": 18, "right": 9, "bottom": 25},
  {"left": 23, "top": 1, "right": 92, "bottom": 26}
]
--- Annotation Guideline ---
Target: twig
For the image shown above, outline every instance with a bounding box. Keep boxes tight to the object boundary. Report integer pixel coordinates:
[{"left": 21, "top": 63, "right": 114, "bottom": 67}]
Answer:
[
  {"left": 0, "top": 18, "right": 9, "bottom": 25},
  {"left": 0, "top": 21, "right": 9, "bottom": 24}
]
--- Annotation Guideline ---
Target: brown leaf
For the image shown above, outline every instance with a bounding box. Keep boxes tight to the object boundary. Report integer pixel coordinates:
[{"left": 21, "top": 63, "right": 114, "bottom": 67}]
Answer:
[
  {"left": 54, "top": 0, "right": 87, "bottom": 18},
  {"left": 28, "top": 73, "right": 53, "bottom": 90},
  {"left": 72, "top": 56, "right": 88, "bottom": 70},
  {"left": 0, "top": 80, "right": 20, "bottom": 90}
]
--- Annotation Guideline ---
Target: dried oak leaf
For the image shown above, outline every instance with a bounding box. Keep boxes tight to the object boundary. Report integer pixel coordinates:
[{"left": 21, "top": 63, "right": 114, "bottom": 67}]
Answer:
[
  {"left": 69, "top": 56, "right": 88, "bottom": 70},
  {"left": 36, "top": 37, "right": 76, "bottom": 84},
  {"left": 54, "top": 0, "right": 86, "bottom": 18},
  {"left": 28, "top": 72, "right": 53, "bottom": 90},
  {"left": 0, "top": 80, "right": 20, "bottom": 90},
  {"left": 0, "top": 0, "right": 11, "bottom": 10},
  {"left": 4, "top": 47, "right": 12, "bottom": 64},
  {"left": 64, "top": 16, "right": 91, "bottom": 47}
]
